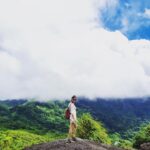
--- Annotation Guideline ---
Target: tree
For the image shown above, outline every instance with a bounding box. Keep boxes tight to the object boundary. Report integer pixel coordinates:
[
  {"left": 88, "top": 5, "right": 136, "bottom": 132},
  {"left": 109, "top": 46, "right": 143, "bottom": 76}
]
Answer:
[
  {"left": 133, "top": 123, "right": 150, "bottom": 148},
  {"left": 76, "top": 113, "right": 111, "bottom": 144}
]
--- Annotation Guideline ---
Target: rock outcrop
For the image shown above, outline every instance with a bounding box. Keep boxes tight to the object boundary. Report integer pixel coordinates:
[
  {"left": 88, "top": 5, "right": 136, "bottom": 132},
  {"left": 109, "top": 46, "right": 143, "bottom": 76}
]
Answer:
[
  {"left": 24, "top": 138, "right": 124, "bottom": 150},
  {"left": 140, "top": 143, "right": 150, "bottom": 150}
]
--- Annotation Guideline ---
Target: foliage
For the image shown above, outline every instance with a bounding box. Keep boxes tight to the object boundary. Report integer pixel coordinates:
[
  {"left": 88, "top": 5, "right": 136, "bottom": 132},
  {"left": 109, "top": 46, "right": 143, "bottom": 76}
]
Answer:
[
  {"left": 0, "top": 100, "right": 71, "bottom": 134},
  {"left": 1, "top": 98, "right": 150, "bottom": 136},
  {"left": 1, "top": 99, "right": 150, "bottom": 149},
  {"left": 0, "top": 129, "right": 66, "bottom": 150},
  {"left": 133, "top": 123, "right": 150, "bottom": 148},
  {"left": 110, "top": 133, "right": 133, "bottom": 150},
  {"left": 76, "top": 113, "right": 111, "bottom": 144},
  {"left": 77, "top": 98, "right": 150, "bottom": 136},
  {"left": 0, "top": 129, "right": 50, "bottom": 150},
  {"left": 0, "top": 100, "right": 89, "bottom": 135},
  {"left": 119, "top": 140, "right": 133, "bottom": 150}
]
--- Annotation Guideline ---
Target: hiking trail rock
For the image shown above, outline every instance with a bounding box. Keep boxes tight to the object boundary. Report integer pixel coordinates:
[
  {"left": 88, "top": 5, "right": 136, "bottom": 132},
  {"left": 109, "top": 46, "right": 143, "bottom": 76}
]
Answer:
[
  {"left": 140, "top": 142, "right": 150, "bottom": 150},
  {"left": 24, "top": 138, "right": 125, "bottom": 150}
]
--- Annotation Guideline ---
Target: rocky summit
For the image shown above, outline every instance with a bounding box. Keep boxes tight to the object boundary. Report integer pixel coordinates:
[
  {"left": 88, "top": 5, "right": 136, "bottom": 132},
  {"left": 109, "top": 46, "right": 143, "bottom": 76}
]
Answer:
[
  {"left": 140, "top": 143, "right": 150, "bottom": 150},
  {"left": 24, "top": 138, "right": 124, "bottom": 150}
]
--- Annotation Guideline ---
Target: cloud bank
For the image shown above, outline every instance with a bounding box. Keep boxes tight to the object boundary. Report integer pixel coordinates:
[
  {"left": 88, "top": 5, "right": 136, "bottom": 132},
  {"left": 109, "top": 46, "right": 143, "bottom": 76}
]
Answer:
[{"left": 0, "top": 0, "right": 150, "bottom": 100}]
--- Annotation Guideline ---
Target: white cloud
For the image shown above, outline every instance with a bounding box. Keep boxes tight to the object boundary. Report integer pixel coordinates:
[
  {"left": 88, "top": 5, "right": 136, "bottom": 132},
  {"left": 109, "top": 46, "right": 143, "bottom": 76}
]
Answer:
[
  {"left": 0, "top": 0, "right": 150, "bottom": 100},
  {"left": 144, "top": 8, "right": 150, "bottom": 18},
  {"left": 137, "top": 8, "right": 150, "bottom": 19}
]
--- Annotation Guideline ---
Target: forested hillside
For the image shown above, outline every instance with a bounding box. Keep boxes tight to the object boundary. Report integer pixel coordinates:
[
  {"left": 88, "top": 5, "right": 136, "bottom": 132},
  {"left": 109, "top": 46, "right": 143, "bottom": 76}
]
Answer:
[
  {"left": 0, "top": 100, "right": 69, "bottom": 133},
  {"left": 1, "top": 98, "right": 150, "bottom": 135},
  {"left": 0, "top": 98, "right": 150, "bottom": 149},
  {"left": 77, "top": 97, "right": 150, "bottom": 136}
]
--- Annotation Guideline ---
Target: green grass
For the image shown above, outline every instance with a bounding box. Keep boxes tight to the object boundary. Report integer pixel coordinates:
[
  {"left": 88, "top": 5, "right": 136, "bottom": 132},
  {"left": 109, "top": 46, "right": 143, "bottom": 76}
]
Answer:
[{"left": 0, "top": 129, "right": 66, "bottom": 150}]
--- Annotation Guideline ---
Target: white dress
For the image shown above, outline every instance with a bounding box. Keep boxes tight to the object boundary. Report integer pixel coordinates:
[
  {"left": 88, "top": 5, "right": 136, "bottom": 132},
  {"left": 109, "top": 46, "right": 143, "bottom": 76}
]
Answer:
[{"left": 68, "top": 102, "right": 77, "bottom": 123}]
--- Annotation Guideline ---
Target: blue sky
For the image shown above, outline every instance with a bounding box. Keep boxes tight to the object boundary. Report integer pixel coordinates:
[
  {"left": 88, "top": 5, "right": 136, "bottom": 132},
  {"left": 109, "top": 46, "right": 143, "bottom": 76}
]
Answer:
[{"left": 100, "top": 0, "right": 150, "bottom": 40}]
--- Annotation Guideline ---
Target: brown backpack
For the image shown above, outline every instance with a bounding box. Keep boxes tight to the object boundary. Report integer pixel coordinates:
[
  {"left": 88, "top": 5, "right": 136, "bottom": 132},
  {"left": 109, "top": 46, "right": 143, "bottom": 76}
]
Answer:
[{"left": 65, "top": 108, "right": 70, "bottom": 119}]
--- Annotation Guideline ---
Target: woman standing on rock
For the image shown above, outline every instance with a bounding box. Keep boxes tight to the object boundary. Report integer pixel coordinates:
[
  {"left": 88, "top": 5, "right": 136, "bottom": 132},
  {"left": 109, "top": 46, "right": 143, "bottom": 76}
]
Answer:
[{"left": 67, "top": 95, "right": 77, "bottom": 142}]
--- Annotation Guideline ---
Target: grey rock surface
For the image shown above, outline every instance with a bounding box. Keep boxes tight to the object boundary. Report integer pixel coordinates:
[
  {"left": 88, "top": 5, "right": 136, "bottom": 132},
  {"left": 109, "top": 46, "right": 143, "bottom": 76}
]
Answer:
[
  {"left": 24, "top": 138, "right": 124, "bottom": 150},
  {"left": 140, "top": 143, "right": 150, "bottom": 150}
]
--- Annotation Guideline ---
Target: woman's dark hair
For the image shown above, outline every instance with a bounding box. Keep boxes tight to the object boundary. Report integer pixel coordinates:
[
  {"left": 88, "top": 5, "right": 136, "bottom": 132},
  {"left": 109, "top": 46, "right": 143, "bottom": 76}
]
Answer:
[{"left": 72, "top": 95, "right": 77, "bottom": 99}]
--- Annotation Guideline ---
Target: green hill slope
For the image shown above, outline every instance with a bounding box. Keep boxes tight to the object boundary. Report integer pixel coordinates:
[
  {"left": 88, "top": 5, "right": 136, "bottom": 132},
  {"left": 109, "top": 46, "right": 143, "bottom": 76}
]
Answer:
[{"left": 0, "top": 130, "right": 50, "bottom": 150}]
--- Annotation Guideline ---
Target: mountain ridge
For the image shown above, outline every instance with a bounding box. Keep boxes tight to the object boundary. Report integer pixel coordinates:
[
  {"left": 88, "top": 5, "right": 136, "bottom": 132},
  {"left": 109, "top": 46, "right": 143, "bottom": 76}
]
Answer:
[{"left": 1, "top": 97, "right": 150, "bottom": 136}]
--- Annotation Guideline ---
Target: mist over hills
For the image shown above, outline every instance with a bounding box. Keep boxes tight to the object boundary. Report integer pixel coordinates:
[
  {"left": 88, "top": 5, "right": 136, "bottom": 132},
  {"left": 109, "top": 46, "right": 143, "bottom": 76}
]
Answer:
[{"left": 0, "top": 97, "right": 150, "bottom": 137}]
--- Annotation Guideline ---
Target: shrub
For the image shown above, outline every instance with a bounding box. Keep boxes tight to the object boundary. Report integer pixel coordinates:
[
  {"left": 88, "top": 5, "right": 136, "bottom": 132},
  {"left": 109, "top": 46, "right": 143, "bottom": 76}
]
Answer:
[
  {"left": 133, "top": 123, "right": 150, "bottom": 148},
  {"left": 76, "top": 113, "right": 111, "bottom": 144},
  {"left": 0, "top": 130, "right": 50, "bottom": 150},
  {"left": 110, "top": 133, "right": 133, "bottom": 150}
]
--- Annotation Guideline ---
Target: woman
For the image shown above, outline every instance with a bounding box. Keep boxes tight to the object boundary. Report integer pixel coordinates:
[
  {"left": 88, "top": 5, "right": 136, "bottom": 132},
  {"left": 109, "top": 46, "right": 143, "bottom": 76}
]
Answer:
[{"left": 68, "top": 95, "right": 77, "bottom": 142}]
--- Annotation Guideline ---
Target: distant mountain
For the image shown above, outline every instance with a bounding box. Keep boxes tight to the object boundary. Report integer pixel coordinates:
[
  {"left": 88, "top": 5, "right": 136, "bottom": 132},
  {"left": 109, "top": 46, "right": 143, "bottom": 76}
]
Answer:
[
  {"left": 77, "top": 97, "right": 150, "bottom": 137},
  {"left": 0, "top": 99, "right": 27, "bottom": 107},
  {"left": 0, "top": 97, "right": 150, "bottom": 138},
  {"left": 0, "top": 100, "right": 70, "bottom": 133}
]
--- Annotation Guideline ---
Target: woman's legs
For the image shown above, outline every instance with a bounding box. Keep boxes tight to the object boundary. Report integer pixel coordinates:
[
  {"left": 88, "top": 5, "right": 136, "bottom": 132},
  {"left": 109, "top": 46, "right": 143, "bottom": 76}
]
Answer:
[
  {"left": 68, "top": 122, "right": 77, "bottom": 139},
  {"left": 72, "top": 122, "right": 77, "bottom": 138}
]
